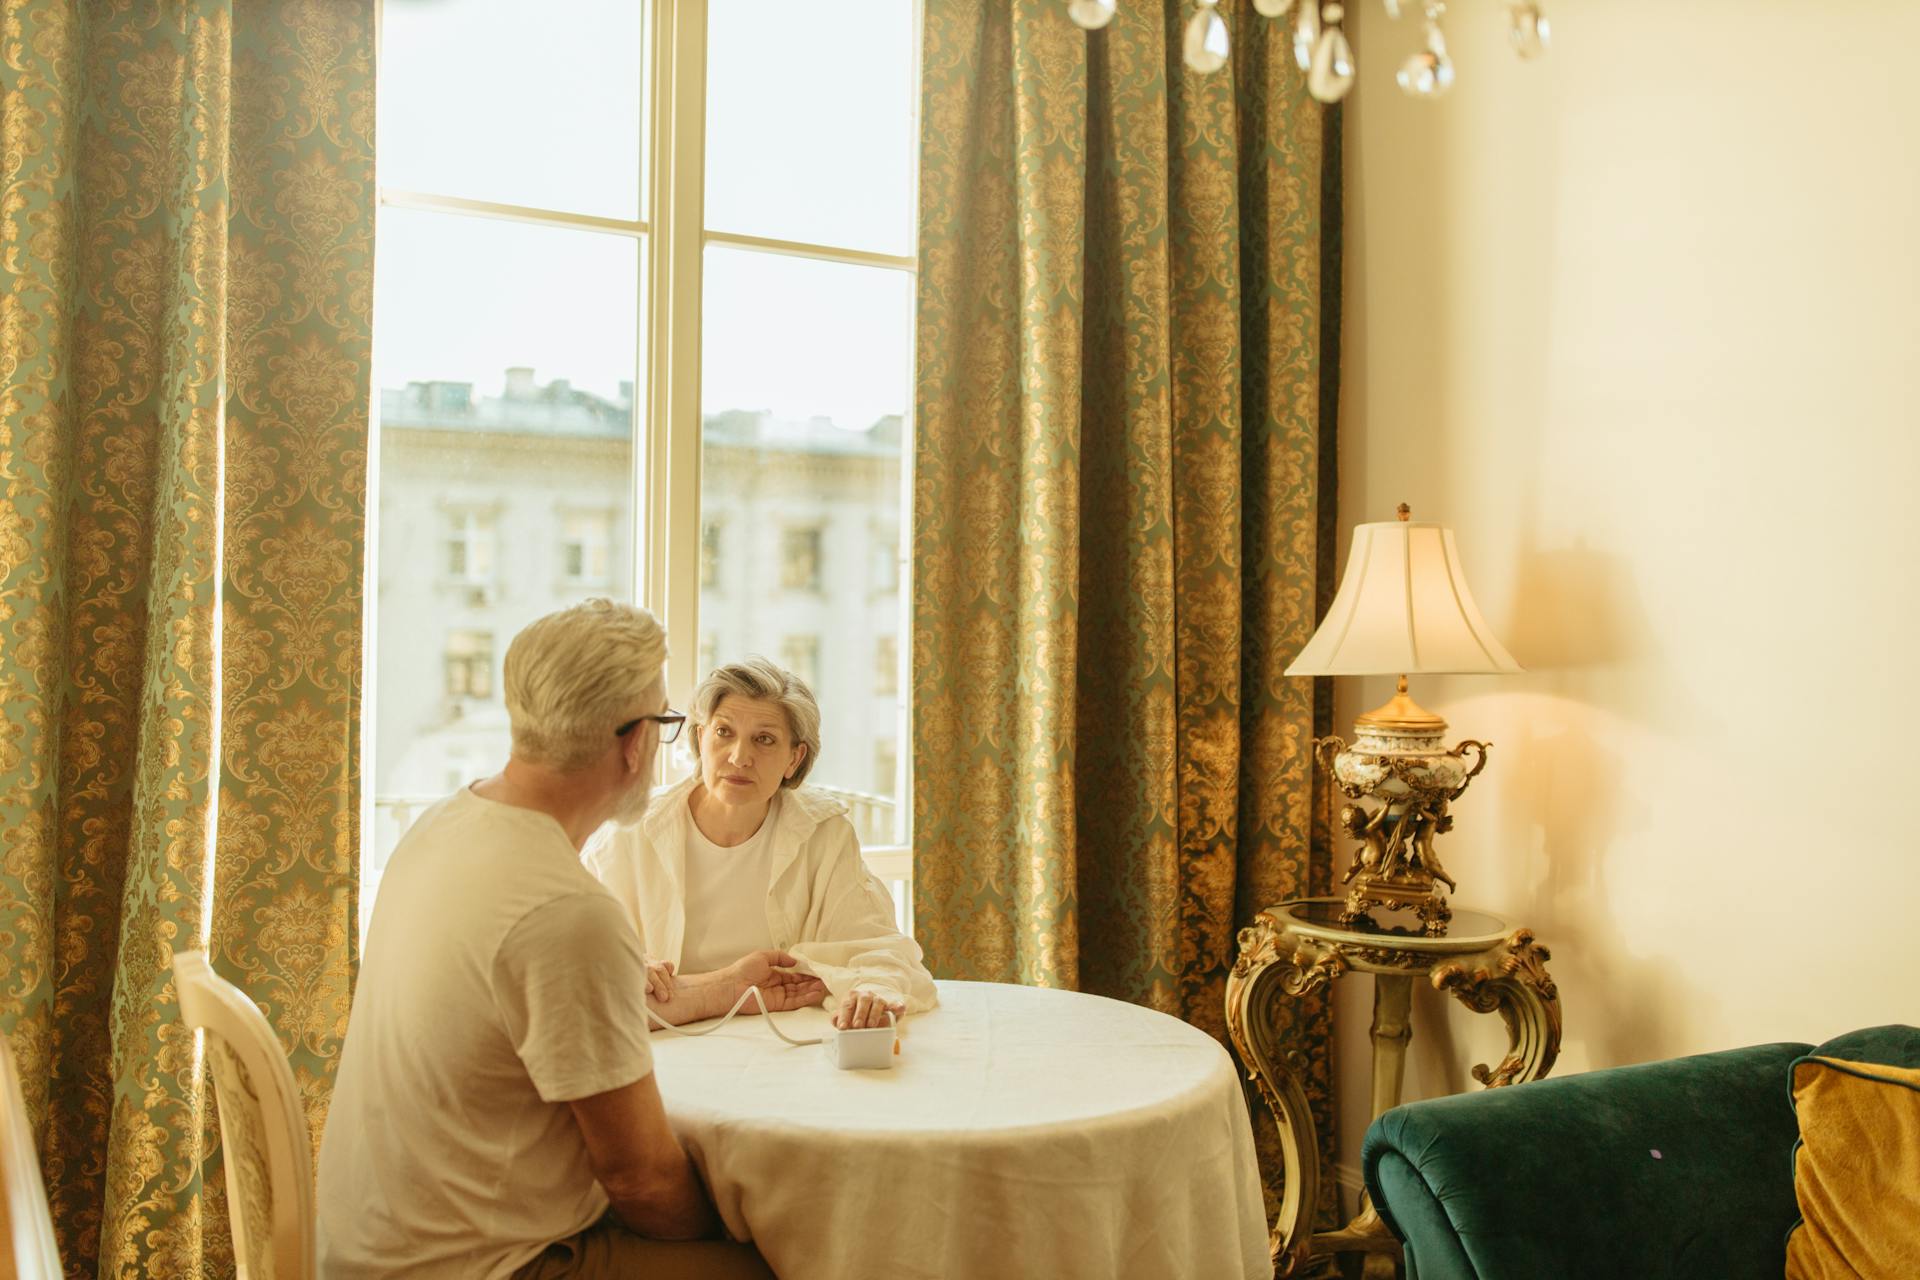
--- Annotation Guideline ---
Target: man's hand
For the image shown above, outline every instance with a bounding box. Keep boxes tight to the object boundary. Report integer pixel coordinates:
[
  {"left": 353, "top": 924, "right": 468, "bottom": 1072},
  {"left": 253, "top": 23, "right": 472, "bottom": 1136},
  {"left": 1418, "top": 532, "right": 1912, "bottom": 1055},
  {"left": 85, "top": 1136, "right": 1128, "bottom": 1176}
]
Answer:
[
  {"left": 725, "top": 949, "right": 828, "bottom": 1013},
  {"left": 833, "top": 989, "right": 905, "bottom": 1030},
  {"left": 644, "top": 957, "right": 676, "bottom": 1004}
]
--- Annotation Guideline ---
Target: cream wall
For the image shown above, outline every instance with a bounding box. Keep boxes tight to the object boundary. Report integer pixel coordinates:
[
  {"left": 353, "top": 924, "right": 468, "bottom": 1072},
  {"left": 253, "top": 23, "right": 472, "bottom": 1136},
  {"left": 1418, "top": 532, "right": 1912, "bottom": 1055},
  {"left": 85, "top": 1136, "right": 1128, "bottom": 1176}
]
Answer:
[{"left": 1333, "top": 0, "right": 1920, "bottom": 1182}]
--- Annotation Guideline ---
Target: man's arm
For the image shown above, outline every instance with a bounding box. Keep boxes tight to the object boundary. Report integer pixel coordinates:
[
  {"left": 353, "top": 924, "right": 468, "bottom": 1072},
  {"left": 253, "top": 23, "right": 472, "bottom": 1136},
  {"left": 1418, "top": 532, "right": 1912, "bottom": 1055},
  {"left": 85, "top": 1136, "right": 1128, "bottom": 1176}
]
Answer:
[{"left": 567, "top": 1071, "right": 718, "bottom": 1240}]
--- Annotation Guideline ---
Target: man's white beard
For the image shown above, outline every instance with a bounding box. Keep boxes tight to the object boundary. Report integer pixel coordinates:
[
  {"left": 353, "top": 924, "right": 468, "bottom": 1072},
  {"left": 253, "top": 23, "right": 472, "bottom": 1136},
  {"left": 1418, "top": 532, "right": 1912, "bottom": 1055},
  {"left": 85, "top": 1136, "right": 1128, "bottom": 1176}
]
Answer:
[{"left": 611, "top": 773, "right": 652, "bottom": 826}]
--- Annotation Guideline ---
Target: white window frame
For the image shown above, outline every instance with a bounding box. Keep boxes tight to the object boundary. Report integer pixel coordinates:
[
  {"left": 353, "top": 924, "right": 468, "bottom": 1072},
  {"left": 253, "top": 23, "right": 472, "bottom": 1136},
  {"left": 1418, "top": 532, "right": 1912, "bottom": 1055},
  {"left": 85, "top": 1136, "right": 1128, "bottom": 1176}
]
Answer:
[{"left": 373, "top": 0, "right": 922, "bottom": 882}]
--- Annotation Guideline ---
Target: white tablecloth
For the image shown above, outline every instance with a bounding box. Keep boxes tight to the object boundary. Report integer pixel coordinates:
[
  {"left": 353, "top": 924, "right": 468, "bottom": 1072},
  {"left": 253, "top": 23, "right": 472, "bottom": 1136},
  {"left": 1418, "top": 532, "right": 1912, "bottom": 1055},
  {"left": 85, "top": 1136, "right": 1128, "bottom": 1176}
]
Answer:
[{"left": 651, "top": 979, "right": 1269, "bottom": 1280}]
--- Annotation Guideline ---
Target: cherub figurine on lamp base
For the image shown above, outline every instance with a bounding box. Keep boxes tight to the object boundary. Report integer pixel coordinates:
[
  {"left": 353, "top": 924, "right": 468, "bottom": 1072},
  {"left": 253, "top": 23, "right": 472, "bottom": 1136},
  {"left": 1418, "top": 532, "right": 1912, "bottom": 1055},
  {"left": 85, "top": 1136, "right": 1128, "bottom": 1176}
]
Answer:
[
  {"left": 1317, "top": 680, "right": 1489, "bottom": 935},
  {"left": 1285, "top": 505, "right": 1521, "bottom": 935}
]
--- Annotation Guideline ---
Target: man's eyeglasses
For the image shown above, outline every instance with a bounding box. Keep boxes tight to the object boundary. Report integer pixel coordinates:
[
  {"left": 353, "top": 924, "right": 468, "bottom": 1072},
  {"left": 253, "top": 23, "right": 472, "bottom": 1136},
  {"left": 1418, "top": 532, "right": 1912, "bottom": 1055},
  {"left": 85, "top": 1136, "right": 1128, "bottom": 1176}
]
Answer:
[{"left": 615, "top": 710, "right": 687, "bottom": 744}]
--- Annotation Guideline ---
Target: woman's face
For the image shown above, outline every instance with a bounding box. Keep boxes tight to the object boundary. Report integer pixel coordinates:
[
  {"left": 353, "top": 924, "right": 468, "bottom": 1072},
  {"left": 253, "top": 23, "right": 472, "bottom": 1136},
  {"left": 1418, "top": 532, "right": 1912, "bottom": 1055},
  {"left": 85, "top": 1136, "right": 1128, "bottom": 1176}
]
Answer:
[{"left": 696, "top": 694, "right": 806, "bottom": 811}]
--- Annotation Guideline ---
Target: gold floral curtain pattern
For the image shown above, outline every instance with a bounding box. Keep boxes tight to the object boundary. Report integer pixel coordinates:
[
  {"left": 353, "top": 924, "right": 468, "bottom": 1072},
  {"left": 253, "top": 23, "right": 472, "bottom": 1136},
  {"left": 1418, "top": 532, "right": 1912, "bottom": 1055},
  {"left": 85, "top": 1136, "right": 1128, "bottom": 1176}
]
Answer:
[
  {"left": 0, "top": 1, "right": 373, "bottom": 1274},
  {"left": 913, "top": 0, "right": 1340, "bottom": 1211}
]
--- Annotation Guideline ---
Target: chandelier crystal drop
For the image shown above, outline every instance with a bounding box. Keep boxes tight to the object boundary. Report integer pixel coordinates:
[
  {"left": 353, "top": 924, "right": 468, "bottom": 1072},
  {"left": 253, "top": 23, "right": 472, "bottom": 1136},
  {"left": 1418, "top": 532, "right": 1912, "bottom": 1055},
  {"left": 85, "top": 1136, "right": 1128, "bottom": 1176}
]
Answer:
[
  {"left": 1396, "top": 13, "right": 1456, "bottom": 98},
  {"left": 1508, "top": 0, "right": 1550, "bottom": 59},
  {"left": 1292, "top": 1, "right": 1320, "bottom": 72},
  {"left": 1308, "top": 6, "right": 1357, "bottom": 102},
  {"left": 1060, "top": 0, "right": 1549, "bottom": 103},
  {"left": 1067, "top": 0, "right": 1119, "bottom": 31},
  {"left": 1183, "top": 4, "right": 1231, "bottom": 73}
]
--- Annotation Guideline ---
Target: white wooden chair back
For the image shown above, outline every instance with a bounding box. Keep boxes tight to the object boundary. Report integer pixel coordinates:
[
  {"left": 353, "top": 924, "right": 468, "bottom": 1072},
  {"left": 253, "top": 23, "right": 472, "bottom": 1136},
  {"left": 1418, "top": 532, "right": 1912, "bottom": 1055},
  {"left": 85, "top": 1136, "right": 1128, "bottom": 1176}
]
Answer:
[
  {"left": 0, "top": 1031, "right": 60, "bottom": 1280},
  {"left": 171, "top": 951, "right": 316, "bottom": 1280}
]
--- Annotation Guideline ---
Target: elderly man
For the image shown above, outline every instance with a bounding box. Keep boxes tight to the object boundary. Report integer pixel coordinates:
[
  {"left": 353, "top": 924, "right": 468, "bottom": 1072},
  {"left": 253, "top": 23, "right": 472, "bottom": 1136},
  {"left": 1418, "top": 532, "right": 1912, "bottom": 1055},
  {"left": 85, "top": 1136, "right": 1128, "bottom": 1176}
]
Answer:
[{"left": 319, "top": 600, "right": 791, "bottom": 1278}]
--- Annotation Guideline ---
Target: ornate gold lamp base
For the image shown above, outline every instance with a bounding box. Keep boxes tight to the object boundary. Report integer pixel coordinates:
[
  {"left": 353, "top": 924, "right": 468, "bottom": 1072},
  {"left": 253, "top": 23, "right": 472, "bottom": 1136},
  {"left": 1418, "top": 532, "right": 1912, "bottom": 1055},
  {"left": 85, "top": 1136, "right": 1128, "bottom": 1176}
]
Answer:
[{"left": 1316, "top": 677, "right": 1491, "bottom": 937}]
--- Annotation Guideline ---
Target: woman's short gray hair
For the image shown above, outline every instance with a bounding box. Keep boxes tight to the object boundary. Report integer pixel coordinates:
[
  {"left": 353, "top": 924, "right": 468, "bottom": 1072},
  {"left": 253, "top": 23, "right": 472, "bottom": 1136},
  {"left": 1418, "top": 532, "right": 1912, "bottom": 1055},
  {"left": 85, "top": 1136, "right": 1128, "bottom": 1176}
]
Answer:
[
  {"left": 690, "top": 657, "right": 822, "bottom": 788},
  {"left": 504, "top": 598, "right": 667, "bottom": 771}
]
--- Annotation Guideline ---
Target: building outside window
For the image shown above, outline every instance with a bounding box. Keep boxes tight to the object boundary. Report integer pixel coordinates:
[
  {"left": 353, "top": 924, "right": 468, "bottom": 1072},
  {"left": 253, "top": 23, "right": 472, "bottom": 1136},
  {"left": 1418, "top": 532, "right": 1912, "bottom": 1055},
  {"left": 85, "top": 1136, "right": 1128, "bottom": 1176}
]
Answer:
[
  {"left": 780, "top": 526, "right": 824, "bottom": 592},
  {"left": 561, "top": 509, "right": 614, "bottom": 587},
  {"left": 444, "top": 630, "right": 494, "bottom": 699},
  {"left": 873, "top": 738, "right": 897, "bottom": 799},
  {"left": 446, "top": 509, "right": 496, "bottom": 584},
  {"left": 874, "top": 634, "right": 897, "bottom": 698},
  {"left": 700, "top": 521, "right": 723, "bottom": 589},
  {"left": 871, "top": 524, "right": 900, "bottom": 596},
  {"left": 781, "top": 634, "right": 821, "bottom": 692}
]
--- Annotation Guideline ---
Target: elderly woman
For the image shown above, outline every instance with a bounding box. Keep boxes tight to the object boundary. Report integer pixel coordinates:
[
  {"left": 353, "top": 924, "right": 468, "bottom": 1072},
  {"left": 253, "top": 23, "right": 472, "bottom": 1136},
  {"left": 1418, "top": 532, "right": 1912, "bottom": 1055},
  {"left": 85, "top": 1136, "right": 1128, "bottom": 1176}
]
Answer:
[{"left": 587, "top": 657, "right": 936, "bottom": 1030}]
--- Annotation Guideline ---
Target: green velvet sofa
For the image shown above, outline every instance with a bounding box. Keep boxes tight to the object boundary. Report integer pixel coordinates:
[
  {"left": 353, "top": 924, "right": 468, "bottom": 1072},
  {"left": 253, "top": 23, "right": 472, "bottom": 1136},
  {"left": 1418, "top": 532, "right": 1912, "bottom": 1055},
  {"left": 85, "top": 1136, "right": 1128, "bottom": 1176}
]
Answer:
[{"left": 1359, "top": 1040, "right": 1813, "bottom": 1280}]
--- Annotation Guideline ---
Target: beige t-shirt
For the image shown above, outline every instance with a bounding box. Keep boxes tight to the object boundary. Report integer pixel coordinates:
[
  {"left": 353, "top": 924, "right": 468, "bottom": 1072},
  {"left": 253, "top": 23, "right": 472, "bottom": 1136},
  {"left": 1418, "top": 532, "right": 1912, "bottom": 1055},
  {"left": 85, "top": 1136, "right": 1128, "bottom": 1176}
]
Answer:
[
  {"left": 678, "top": 793, "right": 778, "bottom": 975},
  {"left": 317, "top": 787, "right": 654, "bottom": 1279}
]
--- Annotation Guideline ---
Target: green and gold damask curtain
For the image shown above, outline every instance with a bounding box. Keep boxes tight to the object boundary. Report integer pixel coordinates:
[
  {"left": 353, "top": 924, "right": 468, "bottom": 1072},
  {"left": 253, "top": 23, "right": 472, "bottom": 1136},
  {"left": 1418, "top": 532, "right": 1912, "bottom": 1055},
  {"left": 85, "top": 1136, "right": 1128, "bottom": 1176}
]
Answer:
[
  {"left": 0, "top": 1, "right": 372, "bottom": 1274},
  {"left": 913, "top": 0, "right": 1340, "bottom": 1207}
]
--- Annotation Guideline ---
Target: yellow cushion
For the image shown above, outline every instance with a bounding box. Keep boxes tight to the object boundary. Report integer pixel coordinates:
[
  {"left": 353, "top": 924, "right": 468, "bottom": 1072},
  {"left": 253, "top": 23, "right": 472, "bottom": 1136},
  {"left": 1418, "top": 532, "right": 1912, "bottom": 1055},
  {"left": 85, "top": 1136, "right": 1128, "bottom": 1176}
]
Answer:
[{"left": 1786, "top": 1055, "right": 1920, "bottom": 1280}]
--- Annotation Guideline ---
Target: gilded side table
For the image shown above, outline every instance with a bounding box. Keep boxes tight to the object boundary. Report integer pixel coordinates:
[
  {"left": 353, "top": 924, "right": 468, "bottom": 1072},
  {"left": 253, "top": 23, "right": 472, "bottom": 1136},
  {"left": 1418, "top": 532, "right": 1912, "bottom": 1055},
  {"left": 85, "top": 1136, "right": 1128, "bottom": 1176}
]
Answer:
[{"left": 1225, "top": 898, "right": 1562, "bottom": 1278}]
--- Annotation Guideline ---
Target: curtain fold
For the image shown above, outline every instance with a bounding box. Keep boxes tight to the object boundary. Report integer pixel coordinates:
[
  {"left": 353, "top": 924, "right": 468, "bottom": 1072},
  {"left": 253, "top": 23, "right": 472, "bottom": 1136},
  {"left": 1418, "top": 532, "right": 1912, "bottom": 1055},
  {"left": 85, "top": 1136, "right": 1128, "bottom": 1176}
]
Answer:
[
  {"left": 0, "top": 1, "right": 373, "bottom": 1274},
  {"left": 914, "top": 0, "right": 1340, "bottom": 1214}
]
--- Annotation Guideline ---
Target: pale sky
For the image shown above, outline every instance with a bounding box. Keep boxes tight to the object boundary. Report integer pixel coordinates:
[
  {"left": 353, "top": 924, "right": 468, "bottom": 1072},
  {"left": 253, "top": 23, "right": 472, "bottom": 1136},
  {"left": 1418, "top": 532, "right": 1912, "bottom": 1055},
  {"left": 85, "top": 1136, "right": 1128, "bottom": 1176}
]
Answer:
[{"left": 375, "top": 0, "right": 917, "bottom": 428}]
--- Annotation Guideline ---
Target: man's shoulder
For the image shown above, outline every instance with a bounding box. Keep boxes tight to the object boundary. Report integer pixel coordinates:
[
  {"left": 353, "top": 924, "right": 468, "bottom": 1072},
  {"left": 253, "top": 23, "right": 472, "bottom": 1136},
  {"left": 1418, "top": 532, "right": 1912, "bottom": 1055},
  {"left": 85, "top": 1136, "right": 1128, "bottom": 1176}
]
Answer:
[
  {"left": 376, "top": 793, "right": 614, "bottom": 954},
  {"left": 399, "top": 789, "right": 581, "bottom": 870}
]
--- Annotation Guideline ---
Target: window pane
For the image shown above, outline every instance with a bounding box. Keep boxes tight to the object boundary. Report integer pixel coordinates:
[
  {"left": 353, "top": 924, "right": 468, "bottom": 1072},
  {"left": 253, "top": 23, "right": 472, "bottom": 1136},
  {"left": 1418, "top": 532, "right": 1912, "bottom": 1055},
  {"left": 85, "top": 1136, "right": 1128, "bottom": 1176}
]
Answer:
[
  {"left": 705, "top": 0, "right": 916, "bottom": 254},
  {"left": 700, "top": 248, "right": 912, "bottom": 428},
  {"left": 372, "top": 208, "right": 640, "bottom": 905},
  {"left": 699, "top": 248, "right": 909, "bottom": 835},
  {"left": 379, "top": 0, "right": 645, "bottom": 220},
  {"left": 375, "top": 208, "right": 642, "bottom": 404}
]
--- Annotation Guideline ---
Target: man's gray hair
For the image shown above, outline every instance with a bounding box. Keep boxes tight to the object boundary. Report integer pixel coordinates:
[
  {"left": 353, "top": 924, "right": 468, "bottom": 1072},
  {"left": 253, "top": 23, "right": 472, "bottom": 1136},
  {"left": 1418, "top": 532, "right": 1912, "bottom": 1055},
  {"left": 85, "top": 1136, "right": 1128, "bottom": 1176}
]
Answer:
[
  {"left": 690, "top": 657, "right": 822, "bottom": 788},
  {"left": 503, "top": 598, "right": 667, "bottom": 771}
]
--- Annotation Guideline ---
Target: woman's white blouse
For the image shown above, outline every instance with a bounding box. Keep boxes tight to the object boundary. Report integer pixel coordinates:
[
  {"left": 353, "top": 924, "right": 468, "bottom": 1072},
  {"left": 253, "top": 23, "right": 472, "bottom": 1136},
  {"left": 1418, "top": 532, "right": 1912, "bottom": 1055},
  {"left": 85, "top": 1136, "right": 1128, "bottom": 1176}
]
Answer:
[{"left": 584, "top": 776, "right": 938, "bottom": 1013}]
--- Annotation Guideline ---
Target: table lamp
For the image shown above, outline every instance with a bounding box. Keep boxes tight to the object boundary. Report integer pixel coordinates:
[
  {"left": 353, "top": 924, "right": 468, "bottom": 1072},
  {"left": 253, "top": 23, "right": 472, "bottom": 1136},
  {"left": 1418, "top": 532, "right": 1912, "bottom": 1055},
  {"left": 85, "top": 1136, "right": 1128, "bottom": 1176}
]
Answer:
[{"left": 1286, "top": 504, "right": 1521, "bottom": 934}]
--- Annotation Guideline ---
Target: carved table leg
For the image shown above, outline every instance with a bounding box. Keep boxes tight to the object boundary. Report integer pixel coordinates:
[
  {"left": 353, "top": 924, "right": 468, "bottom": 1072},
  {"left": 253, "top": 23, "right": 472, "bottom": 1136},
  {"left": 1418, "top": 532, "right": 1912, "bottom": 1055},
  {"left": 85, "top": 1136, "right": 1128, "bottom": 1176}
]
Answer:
[
  {"left": 1367, "top": 976, "right": 1413, "bottom": 1118},
  {"left": 1309, "top": 975, "right": 1411, "bottom": 1274},
  {"left": 1430, "top": 928, "right": 1563, "bottom": 1087},
  {"left": 1227, "top": 917, "right": 1346, "bottom": 1278}
]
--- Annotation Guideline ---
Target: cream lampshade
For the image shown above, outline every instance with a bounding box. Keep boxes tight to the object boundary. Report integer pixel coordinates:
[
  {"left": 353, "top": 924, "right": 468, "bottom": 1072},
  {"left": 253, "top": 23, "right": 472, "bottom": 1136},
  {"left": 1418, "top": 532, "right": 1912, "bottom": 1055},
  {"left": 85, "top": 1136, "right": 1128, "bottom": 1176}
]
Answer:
[{"left": 1288, "top": 504, "right": 1520, "bottom": 934}]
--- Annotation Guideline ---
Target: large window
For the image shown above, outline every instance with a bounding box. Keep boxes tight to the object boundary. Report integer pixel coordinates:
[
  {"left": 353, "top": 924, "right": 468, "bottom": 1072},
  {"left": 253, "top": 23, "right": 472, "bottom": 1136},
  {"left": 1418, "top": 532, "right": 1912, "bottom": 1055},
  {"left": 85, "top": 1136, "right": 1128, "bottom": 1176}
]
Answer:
[
  {"left": 369, "top": 2, "right": 919, "bottom": 914},
  {"left": 696, "top": 2, "right": 916, "bottom": 855}
]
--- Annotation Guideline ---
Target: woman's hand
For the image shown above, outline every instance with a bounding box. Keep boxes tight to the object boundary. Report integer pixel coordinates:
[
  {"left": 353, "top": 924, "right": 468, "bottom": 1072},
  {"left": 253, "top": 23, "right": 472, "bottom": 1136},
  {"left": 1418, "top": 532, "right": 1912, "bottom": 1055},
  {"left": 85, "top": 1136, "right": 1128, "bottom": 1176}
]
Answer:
[
  {"left": 644, "top": 957, "right": 676, "bottom": 1004},
  {"left": 833, "top": 989, "right": 905, "bottom": 1030},
  {"left": 726, "top": 949, "right": 828, "bottom": 1013}
]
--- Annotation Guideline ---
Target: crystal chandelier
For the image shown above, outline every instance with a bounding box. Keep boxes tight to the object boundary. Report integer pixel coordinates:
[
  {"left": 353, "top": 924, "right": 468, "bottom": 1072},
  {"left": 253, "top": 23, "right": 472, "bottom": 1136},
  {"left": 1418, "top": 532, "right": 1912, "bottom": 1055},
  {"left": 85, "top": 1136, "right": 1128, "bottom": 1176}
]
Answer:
[{"left": 1066, "top": 0, "right": 1551, "bottom": 103}]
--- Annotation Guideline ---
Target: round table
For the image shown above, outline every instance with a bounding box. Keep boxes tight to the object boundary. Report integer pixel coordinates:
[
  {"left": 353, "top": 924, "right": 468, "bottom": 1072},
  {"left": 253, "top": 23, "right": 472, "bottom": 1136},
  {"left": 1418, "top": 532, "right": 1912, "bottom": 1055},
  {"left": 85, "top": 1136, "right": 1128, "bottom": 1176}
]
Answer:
[{"left": 651, "top": 979, "right": 1270, "bottom": 1280}]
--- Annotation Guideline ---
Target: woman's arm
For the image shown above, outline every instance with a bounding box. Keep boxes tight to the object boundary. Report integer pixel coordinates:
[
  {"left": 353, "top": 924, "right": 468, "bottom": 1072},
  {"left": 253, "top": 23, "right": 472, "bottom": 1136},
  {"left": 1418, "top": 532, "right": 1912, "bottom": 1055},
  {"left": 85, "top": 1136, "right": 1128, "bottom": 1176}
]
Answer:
[
  {"left": 646, "top": 950, "right": 828, "bottom": 1026},
  {"left": 787, "top": 819, "right": 938, "bottom": 1024}
]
